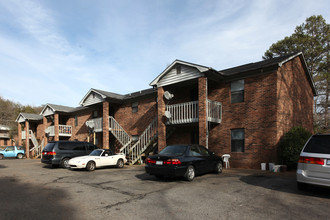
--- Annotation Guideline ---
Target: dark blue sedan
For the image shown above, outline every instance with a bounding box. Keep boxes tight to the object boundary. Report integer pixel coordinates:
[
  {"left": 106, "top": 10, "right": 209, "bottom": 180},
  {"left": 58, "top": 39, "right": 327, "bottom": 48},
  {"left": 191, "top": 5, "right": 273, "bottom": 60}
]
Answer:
[{"left": 145, "top": 144, "right": 223, "bottom": 181}]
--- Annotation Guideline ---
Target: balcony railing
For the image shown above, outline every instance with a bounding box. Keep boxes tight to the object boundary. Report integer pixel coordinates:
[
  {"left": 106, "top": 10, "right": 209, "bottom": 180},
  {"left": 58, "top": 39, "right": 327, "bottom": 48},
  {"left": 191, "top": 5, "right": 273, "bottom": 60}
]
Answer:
[
  {"left": 85, "top": 117, "right": 103, "bottom": 132},
  {"left": 165, "top": 100, "right": 222, "bottom": 124},
  {"left": 0, "top": 133, "right": 10, "bottom": 138},
  {"left": 21, "top": 130, "right": 32, "bottom": 140},
  {"left": 45, "top": 125, "right": 72, "bottom": 137},
  {"left": 166, "top": 101, "right": 199, "bottom": 124}
]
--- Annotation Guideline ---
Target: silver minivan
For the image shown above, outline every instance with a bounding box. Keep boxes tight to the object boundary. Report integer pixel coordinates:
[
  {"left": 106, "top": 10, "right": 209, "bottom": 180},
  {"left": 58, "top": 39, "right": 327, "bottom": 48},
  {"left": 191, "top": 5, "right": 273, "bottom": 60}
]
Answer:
[{"left": 296, "top": 134, "right": 330, "bottom": 189}]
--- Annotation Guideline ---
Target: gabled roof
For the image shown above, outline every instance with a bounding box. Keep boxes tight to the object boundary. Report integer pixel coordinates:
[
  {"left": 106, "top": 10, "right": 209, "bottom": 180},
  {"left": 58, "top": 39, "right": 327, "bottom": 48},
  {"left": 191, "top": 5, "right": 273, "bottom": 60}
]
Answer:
[
  {"left": 219, "top": 53, "right": 301, "bottom": 76},
  {"left": 80, "top": 88, "right": 157, "bottom": 107},
  {"left": 219, "top": 52, "right": 316, "bottom": 95},
  {"left": 149, "top": 59, "right": 219, "bottom": 86},
  {"left": 15, "top": 113, "right": 43, "bottom": 123},
  {"left": 0, "top": 124, "right": 10, "bottom": 131},
  {"left": 40, "top": 103, "right": 87, "bottom": 116}
]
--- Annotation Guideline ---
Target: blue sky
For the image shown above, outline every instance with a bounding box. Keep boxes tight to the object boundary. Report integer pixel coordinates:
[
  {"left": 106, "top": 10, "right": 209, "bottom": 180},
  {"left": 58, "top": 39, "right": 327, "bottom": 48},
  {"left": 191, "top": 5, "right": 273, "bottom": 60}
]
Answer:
[{"left": 0, "top": 0, "right": 329, "bottom": 107}]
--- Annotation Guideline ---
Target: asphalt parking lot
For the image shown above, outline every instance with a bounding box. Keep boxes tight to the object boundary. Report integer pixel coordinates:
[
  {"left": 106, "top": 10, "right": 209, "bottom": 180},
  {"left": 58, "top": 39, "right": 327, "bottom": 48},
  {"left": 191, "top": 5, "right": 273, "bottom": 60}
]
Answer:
[{"left": 0, "top": 159, "right": 329, "bottom": 220}]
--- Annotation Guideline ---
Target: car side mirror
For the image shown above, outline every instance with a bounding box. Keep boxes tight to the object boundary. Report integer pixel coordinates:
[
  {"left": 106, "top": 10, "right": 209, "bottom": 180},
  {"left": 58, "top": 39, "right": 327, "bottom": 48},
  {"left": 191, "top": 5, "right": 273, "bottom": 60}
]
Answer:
[
  {"left": 211, "top": 152, "right": 215, "bottom": 155},
  {"left": 105, "top": 154, "right": 108, "bottom": 157}
]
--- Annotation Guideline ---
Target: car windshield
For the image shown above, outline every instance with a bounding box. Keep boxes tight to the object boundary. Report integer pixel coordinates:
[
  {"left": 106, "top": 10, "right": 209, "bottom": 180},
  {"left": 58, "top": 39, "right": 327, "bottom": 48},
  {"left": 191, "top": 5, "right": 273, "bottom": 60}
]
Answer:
[
  {"left": 159, "top": 145, "right": 188, "bottom": 156},
  {"left": 303, "top": 135, "right": 330, "bottom": 154},
  {"left": 89, "top": 149, "right": 103, "bottom": 156}
]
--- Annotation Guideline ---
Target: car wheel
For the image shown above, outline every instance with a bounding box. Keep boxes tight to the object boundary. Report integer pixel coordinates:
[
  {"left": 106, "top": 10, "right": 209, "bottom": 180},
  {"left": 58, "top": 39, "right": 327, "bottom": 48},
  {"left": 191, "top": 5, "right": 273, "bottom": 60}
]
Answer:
[
  {"left": 0, "top": 154, "right": 4, "bottom": 160},
  {"left": 184, "top": 165, "right": 195, "bottom": 181},
  {"left": 60, "top": 158, "right": 70, "bottom": 169},
  {"left": 116, "top": 159, "right": 124, "bottom": 168},
  {"left": 17, "top": 153, "right": 23, "bottom": 159},
  {"left": 86, "top": 161, "right": 96, "bottom": 171},
  {"left": 214, "top": 162, "right": 223, "bottom": 174}
]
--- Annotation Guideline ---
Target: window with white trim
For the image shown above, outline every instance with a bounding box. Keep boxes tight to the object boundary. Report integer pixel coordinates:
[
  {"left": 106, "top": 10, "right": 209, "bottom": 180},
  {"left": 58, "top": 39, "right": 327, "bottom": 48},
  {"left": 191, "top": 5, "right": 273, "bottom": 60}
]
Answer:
[
  {"left": 231, "top": 129, "right": 245, "bottom": 152},
  {"left": 231, "top": 79, "right": 244, "bottom": 103}
]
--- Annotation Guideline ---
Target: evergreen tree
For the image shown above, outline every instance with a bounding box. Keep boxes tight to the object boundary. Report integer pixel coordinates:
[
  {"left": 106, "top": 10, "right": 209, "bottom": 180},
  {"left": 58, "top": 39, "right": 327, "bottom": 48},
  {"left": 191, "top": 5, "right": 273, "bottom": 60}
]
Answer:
[{"left": 263, "top": 15, "right": 329, "bottom": 132}]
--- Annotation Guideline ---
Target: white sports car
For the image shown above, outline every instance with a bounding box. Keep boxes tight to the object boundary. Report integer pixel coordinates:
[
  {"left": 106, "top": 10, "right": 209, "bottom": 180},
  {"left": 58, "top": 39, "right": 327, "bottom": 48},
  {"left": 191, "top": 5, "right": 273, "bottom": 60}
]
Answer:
[{"left": 68, "top": 149, "right": 127, "bottom": 171}]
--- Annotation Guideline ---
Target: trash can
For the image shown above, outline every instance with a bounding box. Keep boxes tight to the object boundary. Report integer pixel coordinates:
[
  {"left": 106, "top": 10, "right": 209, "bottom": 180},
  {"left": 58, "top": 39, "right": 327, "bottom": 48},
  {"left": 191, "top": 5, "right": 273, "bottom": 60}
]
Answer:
[
  {"left": 261, "top": 163, "right": 266, "bottom": 170},
  {"left": 269, "top": 163, "right": 275, "bottom": 171}
]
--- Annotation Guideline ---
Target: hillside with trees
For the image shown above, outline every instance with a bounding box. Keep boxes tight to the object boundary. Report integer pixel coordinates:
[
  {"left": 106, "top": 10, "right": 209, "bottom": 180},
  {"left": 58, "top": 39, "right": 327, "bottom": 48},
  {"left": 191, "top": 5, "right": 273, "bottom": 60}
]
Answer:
[{"left": 0, "top": 96, "right": 43, "bottom": 138}]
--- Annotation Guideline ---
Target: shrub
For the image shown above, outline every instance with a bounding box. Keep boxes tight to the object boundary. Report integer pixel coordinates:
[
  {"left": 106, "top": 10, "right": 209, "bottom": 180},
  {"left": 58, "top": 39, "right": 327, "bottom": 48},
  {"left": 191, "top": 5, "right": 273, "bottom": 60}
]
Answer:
[{"left": 278, "top": 126, "right": 312, "bottom": 169}]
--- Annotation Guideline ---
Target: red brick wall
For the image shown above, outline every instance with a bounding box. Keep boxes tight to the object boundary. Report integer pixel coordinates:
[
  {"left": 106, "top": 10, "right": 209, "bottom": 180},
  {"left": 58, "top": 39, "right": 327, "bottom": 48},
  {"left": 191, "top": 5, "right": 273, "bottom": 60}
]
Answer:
[
  {"left": 206, "top": 57, "right": 314, "bottom": 168},
  {"left": 114, "top": 96, "right": 157, "bottom": 136},
  {"left": 68, "top": 110, "right": 93, "bottom": 143},
  {"left": 208, "top": 72, "right": 278, "bottom": 168},
  {"left": 276, "top": 56, "right": 314, "bottom": 138}
]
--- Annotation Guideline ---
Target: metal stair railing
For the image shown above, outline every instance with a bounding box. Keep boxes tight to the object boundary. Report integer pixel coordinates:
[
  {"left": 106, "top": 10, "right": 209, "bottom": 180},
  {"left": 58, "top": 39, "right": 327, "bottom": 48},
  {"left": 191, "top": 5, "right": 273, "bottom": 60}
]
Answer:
[
  {"left": 109, "top": 116, "right": 132, "bottom": 155},
  {"left": 29, "top": 130, "right": 38, "bottom": 148},
  {"left": 29, "top": 137, "right": 45, "bottom": 159},
  {"left": 129, "top": 117, "right": 158, "bottom": 165}
]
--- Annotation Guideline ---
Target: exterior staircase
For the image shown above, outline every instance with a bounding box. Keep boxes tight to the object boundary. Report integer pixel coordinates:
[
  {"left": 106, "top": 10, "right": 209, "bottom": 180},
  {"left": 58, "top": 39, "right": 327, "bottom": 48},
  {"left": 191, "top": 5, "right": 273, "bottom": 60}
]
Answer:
[
  {"left": 128, "top": 117, "right": 158, "bottom": 164},
  {"left": 109, "top": 116, "right": 133, "bottom": 156},
  {"left": 109, "top": 116, "right": 158, "bottom": 165},
  {"left": 28, "top": 130, "right": 45, "bottom": 159}
]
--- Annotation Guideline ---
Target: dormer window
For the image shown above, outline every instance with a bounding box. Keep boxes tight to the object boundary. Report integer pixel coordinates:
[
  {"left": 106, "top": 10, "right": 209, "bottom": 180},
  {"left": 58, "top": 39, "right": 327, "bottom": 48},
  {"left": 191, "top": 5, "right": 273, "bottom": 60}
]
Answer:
[{"left": 176, "top": 65, "right": 181, "bottom": 74}]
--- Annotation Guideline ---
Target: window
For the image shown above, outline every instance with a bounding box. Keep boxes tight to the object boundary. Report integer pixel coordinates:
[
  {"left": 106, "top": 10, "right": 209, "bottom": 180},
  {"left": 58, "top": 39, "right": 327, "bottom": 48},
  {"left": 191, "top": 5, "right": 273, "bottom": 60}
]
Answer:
[
  {"left": 176, "top": 65, "right": 181, "bottom": 74},
  {"left": 4, "top": 139, "right": 8, "bottom": 145},
  {"left": 231, "top": 79, "right": 244, "bottom": 103},
  {"left": 132, "top": 135, "right": 139, "bottom": 142},
  {"left": 132, "top": 102, "right": 138, "bottom": 113},
  {"left": 93, "top": 110, "right": 98, "bottom": 118},
  {"left": 231, "top": 129, "right": 245, "bottom": 152},
  {"left": 74, "top": 115, "right": 78, "bottom": 126}
]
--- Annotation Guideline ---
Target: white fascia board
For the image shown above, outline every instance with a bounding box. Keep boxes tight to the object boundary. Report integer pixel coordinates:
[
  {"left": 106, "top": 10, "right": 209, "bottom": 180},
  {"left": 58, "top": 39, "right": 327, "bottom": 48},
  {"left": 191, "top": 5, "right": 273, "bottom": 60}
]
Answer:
[
  {"left": 15, "top": 114, "right": 26, "bottom": 123},
  {"left": 40, "top": 104, "right": 55, "bottom": 116},
  {"left": 149, "top": 60, "right": 211, "bottom": 86},
  {"left": 79, "top": 88, "right": 106, "bottom": 106}
]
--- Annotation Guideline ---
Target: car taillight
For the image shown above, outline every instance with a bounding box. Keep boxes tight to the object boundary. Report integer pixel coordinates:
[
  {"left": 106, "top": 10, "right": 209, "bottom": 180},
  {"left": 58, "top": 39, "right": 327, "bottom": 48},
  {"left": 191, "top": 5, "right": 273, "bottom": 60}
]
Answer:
[
  {"left": 146, "top": 158, "right": 156, "bottom": 164},
  {"left": 43, "top": 152, "right": 56, "bottom": 156},
  {"left": 298, "top": 156, "right": 324, "bottom": 165},
  {"left": 163, "top": 159, "right": 181, "bottom": 165}
]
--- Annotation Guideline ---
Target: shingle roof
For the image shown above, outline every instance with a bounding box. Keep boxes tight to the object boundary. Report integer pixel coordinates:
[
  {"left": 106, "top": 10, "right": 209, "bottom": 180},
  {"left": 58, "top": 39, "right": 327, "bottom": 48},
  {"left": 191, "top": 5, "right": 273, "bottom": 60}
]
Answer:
[
  {"left": 92, "top": 88, "right": 157, "bottom": 101},
  {"left": 219, "top": 53, "right": 300, "bottom": 76},
  {"left": 0, "top": 124, "right": 10, "bottom": 130},
  {"left": 20, "top": 113, "right": 43, "bottom": 121},
  {"left": 46, "top": 104, "right": 87, "bottom": 113}
]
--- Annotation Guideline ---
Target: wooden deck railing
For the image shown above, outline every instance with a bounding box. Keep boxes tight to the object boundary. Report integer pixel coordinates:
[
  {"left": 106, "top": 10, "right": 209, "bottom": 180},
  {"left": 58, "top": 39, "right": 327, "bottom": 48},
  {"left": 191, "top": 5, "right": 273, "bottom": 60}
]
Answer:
[
  {"left": 165, "top": 100, "right": 222, "bottom": 124},
  {"left": 46, "top": 125, "right": 72, "bottom": 137},
  {"left": 166, "top": 101, "right": 199, "bottom": 124}
]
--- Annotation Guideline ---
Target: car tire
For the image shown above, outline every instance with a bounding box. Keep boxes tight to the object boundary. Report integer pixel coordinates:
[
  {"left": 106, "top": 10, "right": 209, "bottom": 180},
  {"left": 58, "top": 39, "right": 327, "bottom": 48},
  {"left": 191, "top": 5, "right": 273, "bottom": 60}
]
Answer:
[
  {"left": 86, "top": 161, "right": 96, "bottom": 171},
  {"left": 214, "top": 162, "right": 223, "bottom": 174},
  {"left": 116, "top": 159, "right": 124, "bottom": 168},
  {"left": 184, "top": 165, "right": 195, "bottom": 181},
  {"left": 17, "top": 153, "right": 23, "bottom": 159},
  {"left": 0, "top": 154, "right": 3, "bottom": 160},
  {"left": 60, "top": 158, "right": 70, "bottom": 169}
]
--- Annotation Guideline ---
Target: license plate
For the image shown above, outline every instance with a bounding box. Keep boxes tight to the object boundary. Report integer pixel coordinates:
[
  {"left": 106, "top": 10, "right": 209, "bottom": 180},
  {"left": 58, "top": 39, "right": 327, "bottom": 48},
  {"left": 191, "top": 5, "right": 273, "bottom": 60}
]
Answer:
[
  {"left": 156, "top": 161, "right": 163, "bottom": 165},
  {"left": 327, "top": 160, "right": 330, "bottom": 165}
]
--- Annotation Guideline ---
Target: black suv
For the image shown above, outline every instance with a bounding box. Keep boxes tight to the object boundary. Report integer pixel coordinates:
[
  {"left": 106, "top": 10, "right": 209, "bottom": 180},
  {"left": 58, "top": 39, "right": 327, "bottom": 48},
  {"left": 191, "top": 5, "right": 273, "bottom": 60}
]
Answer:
[{"left": 41, "top": 141, "right": 98, "bottom": 168}]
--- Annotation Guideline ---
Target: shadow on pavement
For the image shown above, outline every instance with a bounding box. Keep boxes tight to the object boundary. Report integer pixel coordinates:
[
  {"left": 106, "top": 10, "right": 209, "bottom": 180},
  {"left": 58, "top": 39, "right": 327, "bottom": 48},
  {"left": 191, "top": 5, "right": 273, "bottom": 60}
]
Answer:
[
  {"left": 240, "top": 173, "right": 330, "bottom": 199},
  {"left": 0, "top": 177, "right": 77, "bottom": 220}
]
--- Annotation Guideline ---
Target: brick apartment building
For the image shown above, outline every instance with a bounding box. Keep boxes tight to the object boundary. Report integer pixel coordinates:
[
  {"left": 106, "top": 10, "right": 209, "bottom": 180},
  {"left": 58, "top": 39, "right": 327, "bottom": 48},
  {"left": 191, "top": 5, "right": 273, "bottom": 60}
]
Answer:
[
  {"left": 0, "top": 125, "right": 13, "bottom": 147},
  {"left": 16, "top": 52, "right": 315, "bottom": 168}
]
